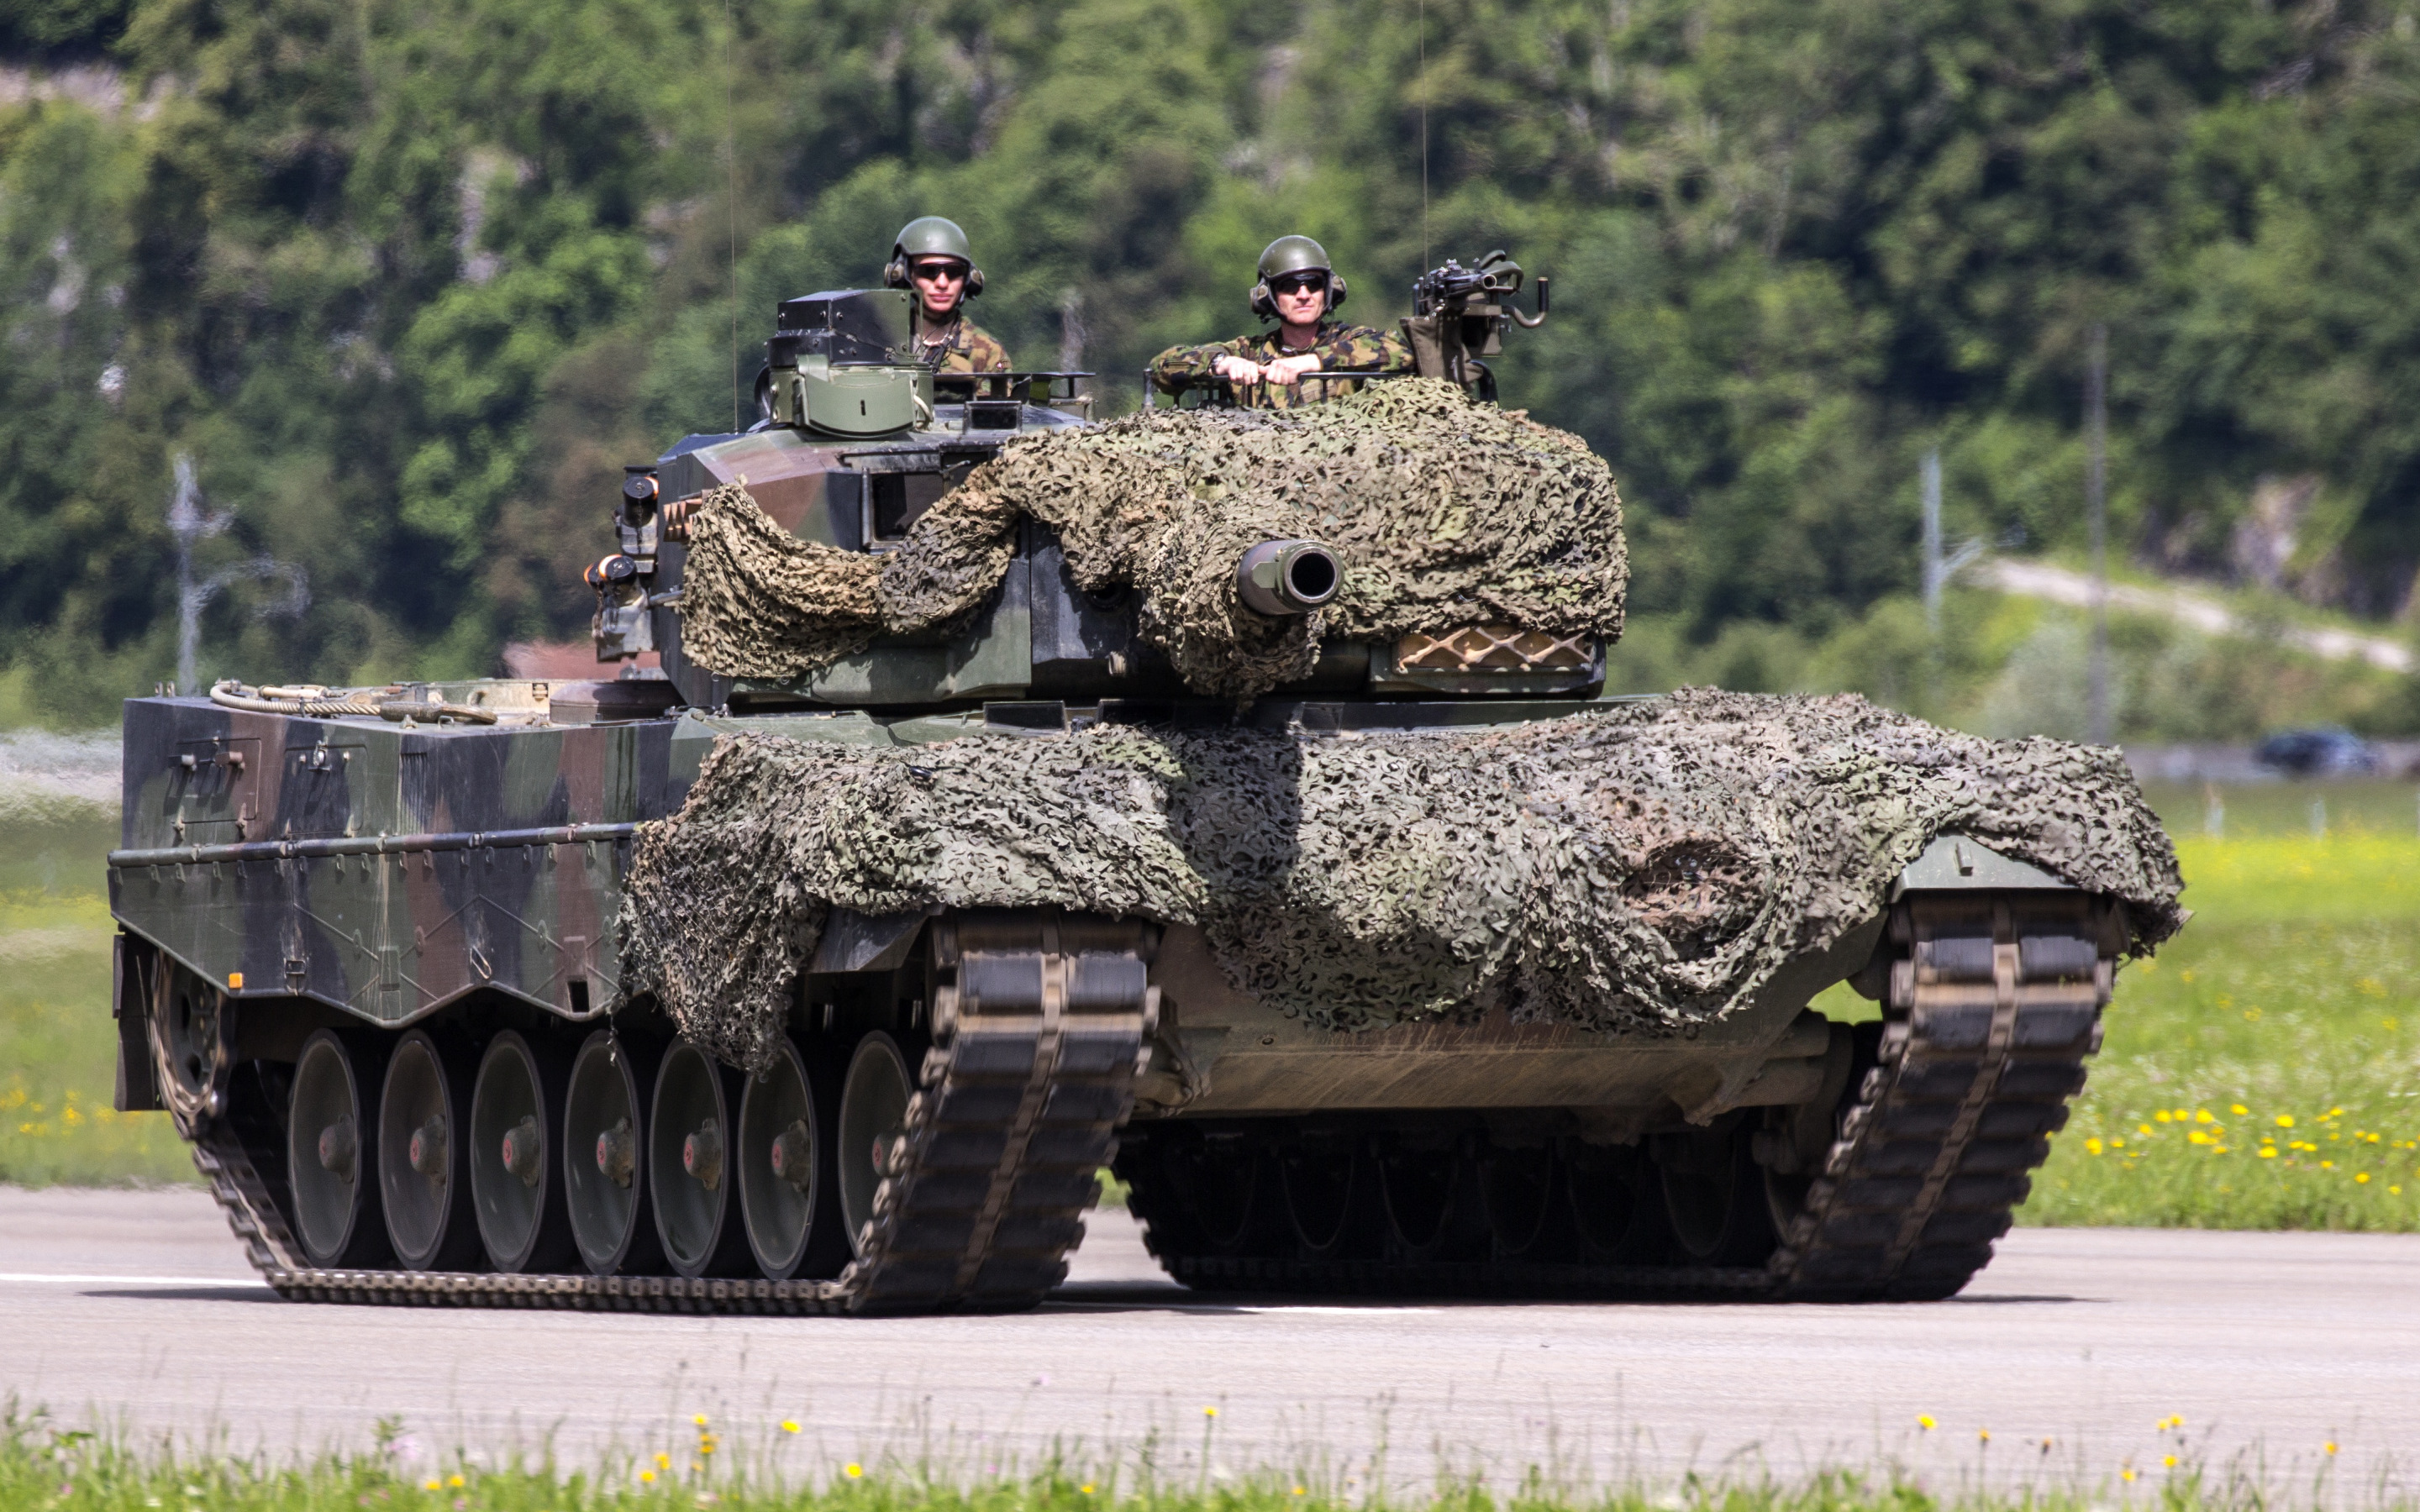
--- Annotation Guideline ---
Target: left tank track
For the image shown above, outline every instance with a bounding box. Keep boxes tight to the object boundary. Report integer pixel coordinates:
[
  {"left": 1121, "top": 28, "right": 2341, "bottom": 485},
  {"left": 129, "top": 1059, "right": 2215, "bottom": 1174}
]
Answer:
[{"left": 187, "top": 912, "right": 1155, "bottom": 1314}]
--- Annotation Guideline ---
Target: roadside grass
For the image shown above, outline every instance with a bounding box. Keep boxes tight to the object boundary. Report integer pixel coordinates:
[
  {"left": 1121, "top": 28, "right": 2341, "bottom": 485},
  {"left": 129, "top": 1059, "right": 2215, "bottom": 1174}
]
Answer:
[
  {"left": 2018, "top": 831, "right": 2420, "bottom": 1231},
  {"left": 0, "top": 1399, "right": 2401, "bottom": 1512},
  {"left": 0, "top": 807, "right": 200, "bottom": 1188}
]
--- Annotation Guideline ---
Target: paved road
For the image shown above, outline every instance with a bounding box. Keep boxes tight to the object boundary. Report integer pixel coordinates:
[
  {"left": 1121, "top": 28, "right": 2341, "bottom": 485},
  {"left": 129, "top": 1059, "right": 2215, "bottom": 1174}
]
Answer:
[{"left": 3, "top": 1186, "right": 2413, "bottom": 1491}]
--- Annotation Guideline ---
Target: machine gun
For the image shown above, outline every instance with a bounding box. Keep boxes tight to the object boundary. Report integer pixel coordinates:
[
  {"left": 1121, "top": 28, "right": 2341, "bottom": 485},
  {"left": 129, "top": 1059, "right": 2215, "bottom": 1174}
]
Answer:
[{"left": 1401, "top": 249, "right": 1546, "bottom": 401}]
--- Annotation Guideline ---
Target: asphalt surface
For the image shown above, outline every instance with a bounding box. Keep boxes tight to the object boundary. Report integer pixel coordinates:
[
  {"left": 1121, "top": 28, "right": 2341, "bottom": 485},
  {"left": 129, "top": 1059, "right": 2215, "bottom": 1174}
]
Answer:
[{"left": 3, "top": 1186, "right": 2414, "bottom": 1490}]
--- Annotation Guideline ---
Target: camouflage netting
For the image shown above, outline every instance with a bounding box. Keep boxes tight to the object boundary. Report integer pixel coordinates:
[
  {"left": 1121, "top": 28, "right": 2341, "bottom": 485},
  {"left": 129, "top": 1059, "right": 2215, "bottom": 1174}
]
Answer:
[
  {"left": 674, "top": 379, "right": 1627, "bottom": 697},
  {"left": 618, "top": 690, "right": 2186, "bottom": 1074}
]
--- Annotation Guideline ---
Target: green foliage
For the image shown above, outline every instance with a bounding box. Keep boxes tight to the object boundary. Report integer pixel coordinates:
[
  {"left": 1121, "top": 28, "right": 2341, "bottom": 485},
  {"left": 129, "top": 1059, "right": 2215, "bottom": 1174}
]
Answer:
[{"left": 5, "top": 0, "right": 2420, "bottom": 722}]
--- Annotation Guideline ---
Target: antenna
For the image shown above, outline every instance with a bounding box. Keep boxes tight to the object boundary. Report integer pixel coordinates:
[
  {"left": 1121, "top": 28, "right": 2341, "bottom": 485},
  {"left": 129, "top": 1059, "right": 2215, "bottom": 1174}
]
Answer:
[
  {"left": 726, "top": 0, "right": 739, "bottom": 433},
  {"left": 1418, "top": 0, "right": 1429, "bottom": 270}
]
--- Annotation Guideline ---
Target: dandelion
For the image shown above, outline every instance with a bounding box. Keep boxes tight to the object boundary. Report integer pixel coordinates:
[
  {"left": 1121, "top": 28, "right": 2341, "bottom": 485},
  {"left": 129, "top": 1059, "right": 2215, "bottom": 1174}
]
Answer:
[
  {"left": 2327, "top": 1442, "right": 2339, "bottom": 1456},
  {"left": 1917, "top": 1415, "right": 1936, "bottom": 1431},
  {"left": 640, "top": 1471, "right": 656, "bottom": 1484},
  {"left": 2154, "top": 1110, "right": 2172, "bottom": 1124},
  {"left": 1978, "top": 1429, "right": 1991, "bottom": 1443},
  {"left": 2121, "top": 1468, "right": 2137, "bottom": 1483},
  {"left": 2231, "top": 1104, "right": 2249, "bottom": 1116},
  {"left": 1203, "top": 1406, "right": 1218, "bottom": 1418},
  {"left": 655, "top": 1453, "right": 671, "bottom": 1470},
  {"left": 2277, "top": 1114, "right": 2296, "bottom": 1128},
  {"left": 2357, "top": 1173, "right": 2371, "bottom": 1184},
  {"left": 2086, "top": 1137, "right": 2104, "bottom": 1155},
  {"left": 448, "top": 1475, "right": 465, "bottom": 1489},
  {"left": 2165, "top": 1456, "right": 2179, "bottom": 1469},
  {"left": 2194, "top": 1109, "right": 2214, "bottom": 1124},
  {"left": 424, "top": 1481, "right": 441, "bottom": 1493},
  {"left": 1083, "top": 1487, "right": 1097, "bottom": 1496},
  {"left": 781, "top": 1420, "right": 801, "bottom": 1434},
  {"left": 844, "top": 1463, "right": 864, "bottom": 1480},
  {"left": 2260, "top": 1147, "right": 2279, "bottom": 1159},
  {"left": 1292, "top": 1489, "right": 1306, "bottom": 1498},
  {"left": 694, "top": 1415, "right": 709, "bottom": 1427}
]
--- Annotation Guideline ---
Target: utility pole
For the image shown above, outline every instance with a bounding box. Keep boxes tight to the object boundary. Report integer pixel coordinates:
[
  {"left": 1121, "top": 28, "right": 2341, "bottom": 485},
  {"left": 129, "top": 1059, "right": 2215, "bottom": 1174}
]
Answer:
[
  {"left": 1921, "top": 448, "right": 1944, "bottom": 635},
  {"left": 2086, "top": 323, "right": 2111, "bottom": 747},
  {"left": 166, "top": 454, "right": 228, "bottom": 696}
]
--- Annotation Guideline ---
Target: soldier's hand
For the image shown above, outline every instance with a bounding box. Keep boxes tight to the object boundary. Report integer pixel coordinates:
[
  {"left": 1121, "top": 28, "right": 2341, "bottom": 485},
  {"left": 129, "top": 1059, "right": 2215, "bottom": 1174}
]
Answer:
[
  {"left": 1213, "top": 354, "right": 1265, "bottom": 386},
  {"left": 1264, "top": 353, "right": 1322, "bottom": 386}
]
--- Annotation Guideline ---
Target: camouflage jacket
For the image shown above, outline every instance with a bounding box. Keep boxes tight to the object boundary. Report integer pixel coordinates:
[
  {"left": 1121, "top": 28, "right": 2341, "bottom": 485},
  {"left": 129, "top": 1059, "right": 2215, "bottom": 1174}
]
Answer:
[
  {"left": 913, "top": 316, "right": 1012, "bottom": 374},
  {"left": 1149, "top": 320, "right": 1412, "bottom": 409}
]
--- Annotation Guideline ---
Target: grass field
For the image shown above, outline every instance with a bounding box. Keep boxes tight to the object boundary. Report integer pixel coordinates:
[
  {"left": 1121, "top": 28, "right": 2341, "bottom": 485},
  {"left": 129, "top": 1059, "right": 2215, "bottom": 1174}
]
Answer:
[
  {"left": 0, "top": 1398, "right": 2397, "bottom": 1512},
  {"left": 7, "top": 777, "right": 2420, "bottom": 1231}
]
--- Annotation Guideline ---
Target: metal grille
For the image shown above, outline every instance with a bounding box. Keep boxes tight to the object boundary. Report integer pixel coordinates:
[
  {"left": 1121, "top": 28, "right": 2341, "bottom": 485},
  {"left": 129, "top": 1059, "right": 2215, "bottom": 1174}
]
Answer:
[{"left": 1395, "top": 624, "right": 1594, "bottom": 672}]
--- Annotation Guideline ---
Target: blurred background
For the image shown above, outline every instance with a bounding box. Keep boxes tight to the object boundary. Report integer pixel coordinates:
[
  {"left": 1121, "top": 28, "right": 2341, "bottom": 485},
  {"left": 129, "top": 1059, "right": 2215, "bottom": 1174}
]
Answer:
[{"left": 3, "top": 0, "right": 2420, "bottom": 738}]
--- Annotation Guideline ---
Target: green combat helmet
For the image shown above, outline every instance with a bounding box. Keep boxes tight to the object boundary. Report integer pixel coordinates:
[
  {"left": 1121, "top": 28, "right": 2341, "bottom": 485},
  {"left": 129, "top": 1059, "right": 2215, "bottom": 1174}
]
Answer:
[
  {"left": 1250, "top": 234, "right": 1345, "bottom": 319},
  {"left": 884, "top": 216, "right": 986, "bottom": 297}
]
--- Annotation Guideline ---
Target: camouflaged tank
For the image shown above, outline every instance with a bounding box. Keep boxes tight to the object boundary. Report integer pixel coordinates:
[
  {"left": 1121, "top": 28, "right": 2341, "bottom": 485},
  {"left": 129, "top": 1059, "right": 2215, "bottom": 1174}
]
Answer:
[{"left": 108, "top": 266, "right": 2184, "bottom": 1315}]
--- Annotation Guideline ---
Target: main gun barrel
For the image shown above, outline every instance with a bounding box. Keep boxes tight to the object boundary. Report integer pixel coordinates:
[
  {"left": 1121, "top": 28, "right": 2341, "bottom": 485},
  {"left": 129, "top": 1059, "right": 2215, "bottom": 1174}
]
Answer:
[{"left": 1236, "top": 539, "right": 1342, "bottom": 617}]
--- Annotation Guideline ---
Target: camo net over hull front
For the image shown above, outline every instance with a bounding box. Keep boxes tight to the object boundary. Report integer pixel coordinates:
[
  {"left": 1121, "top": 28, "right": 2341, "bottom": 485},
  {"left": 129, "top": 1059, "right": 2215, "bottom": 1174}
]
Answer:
[
  {"left": 618, "top": 690, "right": 2185, "bottom": 1074},
  {"left": 673, "top": 379, "right": 1627, "bottom": 698}
]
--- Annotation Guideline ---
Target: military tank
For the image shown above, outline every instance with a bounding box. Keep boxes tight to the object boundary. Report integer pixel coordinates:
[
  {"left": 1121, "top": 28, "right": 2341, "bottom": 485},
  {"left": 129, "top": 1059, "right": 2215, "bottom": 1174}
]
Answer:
[{"left": 107, "top": 265, "right": 2183, "bottom": 1315}]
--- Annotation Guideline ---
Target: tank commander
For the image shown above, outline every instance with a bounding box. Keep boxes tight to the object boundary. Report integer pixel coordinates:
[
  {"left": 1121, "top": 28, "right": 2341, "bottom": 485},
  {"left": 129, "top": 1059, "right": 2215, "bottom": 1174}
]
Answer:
[
  {"left": 1149, "top": 235, "right": 1410, "bottom": 408},
  {"left": 886, "top": 216, "right": 1011, "bottom": 373}
]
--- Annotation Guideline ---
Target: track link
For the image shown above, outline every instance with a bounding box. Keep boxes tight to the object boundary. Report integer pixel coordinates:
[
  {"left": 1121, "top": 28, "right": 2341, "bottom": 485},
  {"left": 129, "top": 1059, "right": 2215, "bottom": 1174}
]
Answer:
[
  {"left": 1123, "top": 890, "right": 2115, "bottom": 1302},
  {"left": 187, "top": 911, "right": 1153, "bottom": 1315}
]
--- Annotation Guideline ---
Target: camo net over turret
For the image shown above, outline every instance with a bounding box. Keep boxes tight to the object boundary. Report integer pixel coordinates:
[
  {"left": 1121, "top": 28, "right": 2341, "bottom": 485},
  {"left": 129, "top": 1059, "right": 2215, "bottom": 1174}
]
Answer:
[
  {"left": 672, "top": 379, "right": 1627, "bottom": 697},
  {"left": 618, "top": 690, "right": 2185, "bottom": 1074}
]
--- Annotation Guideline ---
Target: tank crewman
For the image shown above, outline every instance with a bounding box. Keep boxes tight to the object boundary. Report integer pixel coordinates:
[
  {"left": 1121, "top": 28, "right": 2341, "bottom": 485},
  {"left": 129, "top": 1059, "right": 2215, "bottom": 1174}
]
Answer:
[
  {"left": 1149, "top": 235, "right": 1410, "bottom": 408},
  {"left": 885, "top": 216, "right": 1012, "bottom": 373}
]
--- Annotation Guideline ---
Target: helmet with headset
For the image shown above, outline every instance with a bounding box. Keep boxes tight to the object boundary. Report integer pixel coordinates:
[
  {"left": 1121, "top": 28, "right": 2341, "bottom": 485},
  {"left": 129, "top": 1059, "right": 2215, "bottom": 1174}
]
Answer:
[
  {"left": 1249, "top": 235, "right": 1345, "bottom": 322},
  {"left": 883, "top": 217, "right": 986, "bottom": 299}
]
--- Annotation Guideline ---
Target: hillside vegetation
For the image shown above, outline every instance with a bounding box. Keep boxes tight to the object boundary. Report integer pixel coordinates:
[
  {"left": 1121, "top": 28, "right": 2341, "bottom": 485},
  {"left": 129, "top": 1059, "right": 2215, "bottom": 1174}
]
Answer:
[{"left": 5, "top": 0, "right": 2419, "bottom": 727}]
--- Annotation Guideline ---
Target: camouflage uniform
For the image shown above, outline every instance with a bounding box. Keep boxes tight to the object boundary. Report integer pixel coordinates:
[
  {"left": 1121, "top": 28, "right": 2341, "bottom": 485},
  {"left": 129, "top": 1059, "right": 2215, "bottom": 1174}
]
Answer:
[
  {"left": 915, "top": 316, "right": 1012, "bottom": 374},
  {"left": 1150, "top": 320, "right": 1411, "bottom": 409}
]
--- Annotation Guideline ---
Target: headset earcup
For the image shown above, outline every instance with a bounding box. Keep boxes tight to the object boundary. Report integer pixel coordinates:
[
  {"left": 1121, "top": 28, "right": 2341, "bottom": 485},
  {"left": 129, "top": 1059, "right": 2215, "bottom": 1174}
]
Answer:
[
  {"left": 1249, "top": 281, "right": 1275, "bottom": 321},
  {"left": 1328, "top": 273, "right": 1347, "bottom": 312},
  {"left": 884, "top": 258, "right": 909, "bottom": 290},
  {"left": 965, "top": 265, "right": 984, "bottom": 297}
]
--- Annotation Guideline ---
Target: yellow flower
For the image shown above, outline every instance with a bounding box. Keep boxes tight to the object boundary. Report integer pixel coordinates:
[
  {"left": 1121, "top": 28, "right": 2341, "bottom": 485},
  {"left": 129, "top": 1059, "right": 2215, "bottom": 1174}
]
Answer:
[
  {"left": 1203, "top": 1405, "right": 1218, "bottom": 1418},
  {"left": 2393, "top": 1186, "right": 2403, "bottom": 1195},
  {"left": 2326, "top": 1441, "right": 2338, "bottom": 1456},
  {"left": 844, "top": 1462, "right": 864, "bottom": 1480},
  {"left": 448, "top": 1475, "right": 465, "bottom": 1489},
  {"left": 2260, "top": 1147, "right": 2279, "bottom": 1159},
  {"left": 2121, "top": 1469, "right": 2137, "bottom": 1483},
  {"left": 694, "top": 1415, "right": 709, "bottom": 1427},
  {"left": 1083, "top": 1487, "right": 1097, "bottom": 1496},
  {"left": 781, "top": 1420, "right": 801, "bottom": 1434},
  {"left": 2231, "top": 1104, "right": 2249, "bottom": 1116},
  {"left": 2154, "top": 1110, "right": 2172, "bottom": 1124},
  {"left": 640, "top": 1471, "right": 656, "bottom": 1484},
  {"left": 2277, "top": 1114, "right": 2296, "bottom": 1128},
  {"left": 424, "top": 1481, "right": 442, "bottom": 1492},
  {"left": 2323, "top": 1160, "right": 2334, "bottom": 1170},
  {"left": 2194, "top": 1109, "right": 2214, "bottom": 1124},
  {"left": 655, "top": 1452, "right": 671, "bottom": 1469},
  {"left": 2357, "top": 1173, "right": 2371, "bottom": 1184},
  {"left": 2165, "top": 1455, "right": 2179, "bottom": 1469},
  {"left": 1978, "top": 1429, "right": 1991, "bottom": 1443},
  {"left": 2085, "top": 1137, "right": 2104, "bottom": 1156},
  {"left": 1917, "top": 1415, "right": 1936, "bottom": 1431},
  {"left": 1292, "top": 1489, "right": 1306, "bottom": 1498},
  {"left": 2138, "top": 1124, "right": 2155, "bottom": 1137}
]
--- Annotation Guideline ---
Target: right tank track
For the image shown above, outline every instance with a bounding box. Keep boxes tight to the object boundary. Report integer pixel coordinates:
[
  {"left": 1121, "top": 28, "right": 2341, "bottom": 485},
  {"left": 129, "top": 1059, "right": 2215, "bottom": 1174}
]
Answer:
[{"left": 1119, "top": 890, "right": 2114, "bottom": 1302}]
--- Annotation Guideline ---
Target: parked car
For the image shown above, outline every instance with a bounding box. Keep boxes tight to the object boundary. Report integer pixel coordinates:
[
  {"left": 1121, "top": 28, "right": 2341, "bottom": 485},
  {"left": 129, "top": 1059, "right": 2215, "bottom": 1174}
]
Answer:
[{"left": 2254, "top": 727, "right": 2381, "bottom": 777}]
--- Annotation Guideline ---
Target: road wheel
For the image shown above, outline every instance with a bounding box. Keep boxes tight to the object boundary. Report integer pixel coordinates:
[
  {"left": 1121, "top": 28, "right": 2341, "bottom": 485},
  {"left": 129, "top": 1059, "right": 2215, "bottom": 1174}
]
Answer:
[
  {"left": 151, "top": 962, "right": 232, "bottom": 1133},
  {"left": 1565, "top": 1140, "right": 1665, "bottom": 1263},
  {"left": 379, "top": 1030, "right": 485, "bottom": 1271},
  {"left": 649, "top": 1041, "right": 755, "bottom": 1278},
  {"left": 1377, "top": 1142, "right": 1486, "bottom": 1263},
  {"left": 1657, "top": 1124, "right": 1779, "bottom": 1267},
  {"left": 563, "top": 1030, "right": 665, "bottom": 1276},
  {"left": 739, "top": 1036, "right": 847, "bottom": 1279},
  {"left": 286, "top": 1028, "right": 392, "bottom": 1268},
  {"left": 470, "top": 1030, "right": 577, "bottom": 1273},
  {"left": 836, "top": 1032, "right": 913, "bottom": 1258},
  {"left": 1480, "top": 1143, "right": 1561, "bottom": 1260},
  {"left": 1278, "top": 1137, "right": 1381, "bottom": 1260}
]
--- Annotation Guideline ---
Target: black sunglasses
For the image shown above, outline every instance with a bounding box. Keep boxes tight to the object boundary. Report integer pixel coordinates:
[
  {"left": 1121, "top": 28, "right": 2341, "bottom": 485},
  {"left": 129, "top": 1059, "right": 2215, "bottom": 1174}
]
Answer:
[{"left": 1269, "top": 272, "right": 1328, "bottom": 296}]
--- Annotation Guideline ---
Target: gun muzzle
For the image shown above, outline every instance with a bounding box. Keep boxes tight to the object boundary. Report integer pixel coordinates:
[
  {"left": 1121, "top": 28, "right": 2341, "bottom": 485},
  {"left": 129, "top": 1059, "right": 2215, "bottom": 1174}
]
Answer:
[{"left": 1236, "top": 539, "right": 1342, "bottom": 617}]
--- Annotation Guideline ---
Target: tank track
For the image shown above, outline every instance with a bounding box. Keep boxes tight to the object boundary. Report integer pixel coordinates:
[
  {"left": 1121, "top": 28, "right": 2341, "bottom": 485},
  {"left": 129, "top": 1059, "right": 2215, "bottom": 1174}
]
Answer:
[
  {"left": 1123, "top": 890, "right": 2112, "bottom": 1301},
  {"left": 186, "top": 913, "right": 1153, "bottom": 1314}
]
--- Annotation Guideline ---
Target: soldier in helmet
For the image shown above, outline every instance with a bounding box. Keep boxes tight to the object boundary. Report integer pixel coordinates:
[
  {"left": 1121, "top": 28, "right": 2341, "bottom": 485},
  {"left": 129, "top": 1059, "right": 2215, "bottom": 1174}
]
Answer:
[
  {"left": 886, "top": 216, "right": 1012, "bottom": 373},
  {"left": 1149, "top": 235, "right": 1409, "bottom": 408}
]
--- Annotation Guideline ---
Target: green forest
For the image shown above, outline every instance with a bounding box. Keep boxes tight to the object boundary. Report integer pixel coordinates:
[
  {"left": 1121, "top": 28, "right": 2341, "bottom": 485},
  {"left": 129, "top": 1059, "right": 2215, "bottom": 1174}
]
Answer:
[{"left": 4, "top": 0, "right": 2418, "bottom": 734}]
